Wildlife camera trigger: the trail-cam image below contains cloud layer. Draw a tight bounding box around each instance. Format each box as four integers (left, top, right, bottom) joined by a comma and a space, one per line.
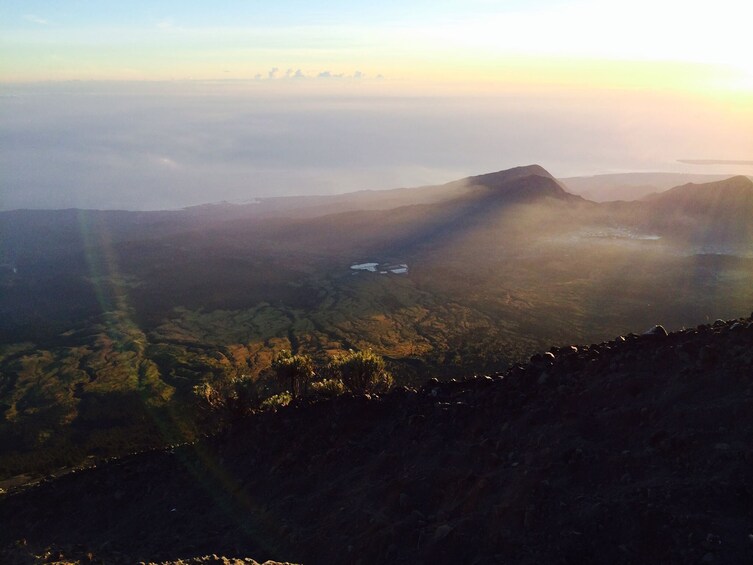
1, 82, 752, 210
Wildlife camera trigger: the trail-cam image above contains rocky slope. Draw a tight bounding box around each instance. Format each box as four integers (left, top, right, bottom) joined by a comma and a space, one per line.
1, 315, 753, 564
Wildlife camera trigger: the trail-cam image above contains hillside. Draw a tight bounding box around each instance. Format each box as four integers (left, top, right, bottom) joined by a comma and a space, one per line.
1, 314, 752, 564
181, 164, 567, 221
559, 173, 745, 202
639, 176, 753, 247
644, 175, 753, 211
2, 165, 753, 485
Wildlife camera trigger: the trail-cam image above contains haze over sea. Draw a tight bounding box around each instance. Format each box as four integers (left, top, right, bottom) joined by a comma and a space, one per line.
1, 0, 752, 210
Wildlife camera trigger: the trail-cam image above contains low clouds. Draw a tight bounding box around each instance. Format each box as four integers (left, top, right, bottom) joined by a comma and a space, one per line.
1, 82, 751, 211
258, 68, 368, 81
317, 71, 365, 80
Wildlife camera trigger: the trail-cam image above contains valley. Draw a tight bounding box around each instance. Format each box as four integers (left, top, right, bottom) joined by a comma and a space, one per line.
1, 166, 753, 481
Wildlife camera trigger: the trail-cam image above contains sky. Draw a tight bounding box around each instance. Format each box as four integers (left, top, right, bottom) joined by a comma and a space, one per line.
3, 0, 753, 88
1, 0, 752, 209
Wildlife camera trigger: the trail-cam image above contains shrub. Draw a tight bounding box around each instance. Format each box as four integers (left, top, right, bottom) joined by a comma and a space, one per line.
330, 349, 393, 394
271, 350, 315, 399
193, 374, 260, 425
260, 391, 293, 411
310, 378, 347, 398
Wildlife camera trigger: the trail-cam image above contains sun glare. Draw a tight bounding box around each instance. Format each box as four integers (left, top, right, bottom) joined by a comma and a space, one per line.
393, 0, 753, 95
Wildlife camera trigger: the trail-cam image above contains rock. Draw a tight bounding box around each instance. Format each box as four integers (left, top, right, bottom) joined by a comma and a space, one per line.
643, 325, 668, 337
433, 524, 453, 543
523, 504, 536, 528
699, 346, 717, 365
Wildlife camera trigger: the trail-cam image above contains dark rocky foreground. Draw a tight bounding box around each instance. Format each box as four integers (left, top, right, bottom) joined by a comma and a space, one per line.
2, 315, 753, 564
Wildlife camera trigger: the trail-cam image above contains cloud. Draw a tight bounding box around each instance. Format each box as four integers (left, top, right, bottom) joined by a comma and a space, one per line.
1, 82, 751, 211
23, 14, 48, 25
318, 71, 345, 79
255, 68, 374, 81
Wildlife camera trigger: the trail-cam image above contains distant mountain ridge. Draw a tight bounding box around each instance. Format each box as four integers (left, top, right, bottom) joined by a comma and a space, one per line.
560, 172, 753, 202
638, 175, 753, 244
644, 175, 753, 205
1, 165, 750, 257
232, 164, 572, 219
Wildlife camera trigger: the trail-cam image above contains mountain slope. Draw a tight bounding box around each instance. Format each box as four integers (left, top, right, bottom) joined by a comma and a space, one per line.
178, 164, 571, 223
640, 176, 753, 245
2, 314, 752, 565
559, 172, 747, 202
645, 175, 753, 213
2, 166, 753, 493
215, 165, 582, 258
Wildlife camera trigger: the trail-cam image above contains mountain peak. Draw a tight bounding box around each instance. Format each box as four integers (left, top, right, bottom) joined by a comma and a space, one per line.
465, 164, 556, 187
456, 164, 578, 203
725, 175, 753, 187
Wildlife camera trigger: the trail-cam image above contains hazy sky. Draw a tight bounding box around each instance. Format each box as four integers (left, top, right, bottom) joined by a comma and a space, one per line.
1, 1, 752, 209
3, 0, 753, 86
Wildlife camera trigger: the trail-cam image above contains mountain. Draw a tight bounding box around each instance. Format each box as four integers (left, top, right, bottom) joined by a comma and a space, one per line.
277, 165, 581, 255
559, 172, 749, 202
2, 315, 752, 564
644, 175, 753, 209
180, 164, 570, 221
462, 167, 576, 202
468, 163, 557, 184
639, 176, 753, 245
2, 165, 753, 491
0, 164, 569, 251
